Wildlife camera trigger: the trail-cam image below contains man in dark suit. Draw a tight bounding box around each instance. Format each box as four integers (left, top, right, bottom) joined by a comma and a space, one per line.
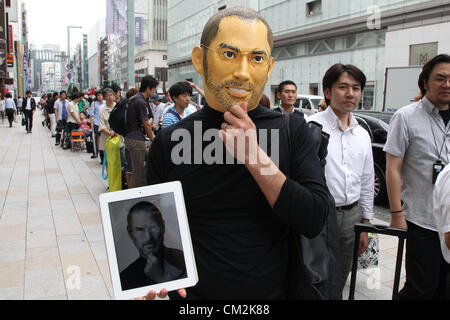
120, 201, 186, 291
273, 80, 300, 115
22, 91, 36, 134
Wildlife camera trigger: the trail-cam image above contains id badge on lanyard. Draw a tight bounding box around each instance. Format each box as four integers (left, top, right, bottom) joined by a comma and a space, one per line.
429, 115, 447, 184
432, 160, 445, 185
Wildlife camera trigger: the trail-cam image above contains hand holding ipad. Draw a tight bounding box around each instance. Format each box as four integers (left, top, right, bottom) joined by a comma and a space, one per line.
99, 181, 198, 300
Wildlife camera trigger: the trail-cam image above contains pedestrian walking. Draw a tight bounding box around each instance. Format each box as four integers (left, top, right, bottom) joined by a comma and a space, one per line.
22, 91, 36, 134
0, 96, 5, 124
4, 93, 17, 128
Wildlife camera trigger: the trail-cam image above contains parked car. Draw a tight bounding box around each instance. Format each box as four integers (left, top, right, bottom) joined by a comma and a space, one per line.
353, 112, 393, 205
190, 91, 205, 109
294, 94, 323, 116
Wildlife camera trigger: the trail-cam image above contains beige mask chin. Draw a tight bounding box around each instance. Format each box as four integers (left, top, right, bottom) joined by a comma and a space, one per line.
192, 17, 274, 113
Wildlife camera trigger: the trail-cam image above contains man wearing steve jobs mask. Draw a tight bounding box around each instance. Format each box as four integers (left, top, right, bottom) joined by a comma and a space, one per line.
120, 201, 186, 291
144, 7, 334, 300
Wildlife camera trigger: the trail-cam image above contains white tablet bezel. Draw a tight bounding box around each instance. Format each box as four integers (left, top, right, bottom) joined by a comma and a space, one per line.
99, 181, 198, 300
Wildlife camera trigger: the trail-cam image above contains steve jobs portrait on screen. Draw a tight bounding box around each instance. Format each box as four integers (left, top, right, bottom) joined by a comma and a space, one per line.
119, 201, 187, 291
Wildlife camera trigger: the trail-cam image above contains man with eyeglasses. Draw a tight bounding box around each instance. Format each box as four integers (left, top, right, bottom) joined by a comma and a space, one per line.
143, 7, 334, 300
385, 54, 450, 299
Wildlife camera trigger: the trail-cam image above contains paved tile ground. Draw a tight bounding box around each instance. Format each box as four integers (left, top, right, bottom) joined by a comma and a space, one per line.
0, 111, 405, 300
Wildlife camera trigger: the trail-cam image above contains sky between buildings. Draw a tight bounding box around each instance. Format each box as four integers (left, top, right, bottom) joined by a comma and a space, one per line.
23, 0, 106, 52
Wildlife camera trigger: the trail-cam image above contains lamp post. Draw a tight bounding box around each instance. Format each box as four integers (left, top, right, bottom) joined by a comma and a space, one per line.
67, 26, 82, 90
127, 0, 135, 89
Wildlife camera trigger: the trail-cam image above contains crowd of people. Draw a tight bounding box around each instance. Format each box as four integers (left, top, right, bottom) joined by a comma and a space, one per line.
35, 77, 202, 191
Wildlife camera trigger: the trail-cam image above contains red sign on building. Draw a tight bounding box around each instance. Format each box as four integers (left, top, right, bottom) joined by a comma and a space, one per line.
8, 25, 13, 54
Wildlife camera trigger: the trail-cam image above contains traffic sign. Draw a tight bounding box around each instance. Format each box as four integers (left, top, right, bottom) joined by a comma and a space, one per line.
67, 73, 72, 80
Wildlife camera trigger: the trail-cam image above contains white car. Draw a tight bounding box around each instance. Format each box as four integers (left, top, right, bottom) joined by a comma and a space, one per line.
294, 94, 323, 116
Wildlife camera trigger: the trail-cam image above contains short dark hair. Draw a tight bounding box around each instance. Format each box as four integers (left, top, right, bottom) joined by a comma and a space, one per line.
322, 64, 366, 105
277, 80, 297, 94
26, 90, 32, 95
201, 7, 273, 76
60, 90, 66, 96
169, 81, 193, 100
126, 201, 164, 233
418, 54, 450, 96
5, 93, 12, 98
53, 92, 59, 98
126, 88, 139, 99
139, 75, 159, 93
69, 92, 78, 101
109, 84, 122, 94
95, 91, 103, 97
102, 88, 114, 96
259, 94, 270, 108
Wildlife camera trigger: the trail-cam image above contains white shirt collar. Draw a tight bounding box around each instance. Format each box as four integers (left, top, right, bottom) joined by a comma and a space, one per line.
323, 106, 359, 134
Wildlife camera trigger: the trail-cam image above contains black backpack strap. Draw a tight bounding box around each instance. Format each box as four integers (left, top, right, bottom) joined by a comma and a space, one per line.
167, 108, 182, 121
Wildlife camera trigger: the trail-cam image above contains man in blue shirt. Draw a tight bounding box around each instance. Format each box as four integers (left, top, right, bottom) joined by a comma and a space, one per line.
89, 91, 105, 159
161, 82, 193, 129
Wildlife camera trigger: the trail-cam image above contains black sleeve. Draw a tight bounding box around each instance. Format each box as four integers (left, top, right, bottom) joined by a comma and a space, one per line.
272, 113, 331, 238
146, 131, 168, 185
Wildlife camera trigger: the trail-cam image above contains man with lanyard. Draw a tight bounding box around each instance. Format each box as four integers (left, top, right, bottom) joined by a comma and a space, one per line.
54, 91, 69, 146
22, 91, 36, 134
385, 54, 450, 299
89, 91, 105, 159
307, 64, 374, 289
273, 80, 299, 115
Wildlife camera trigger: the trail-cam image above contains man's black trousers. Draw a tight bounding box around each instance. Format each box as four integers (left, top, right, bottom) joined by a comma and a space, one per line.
399, 221, 450, 300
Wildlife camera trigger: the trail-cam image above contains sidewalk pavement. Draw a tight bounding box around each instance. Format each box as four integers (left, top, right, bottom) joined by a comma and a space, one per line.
0, 111, 405, 300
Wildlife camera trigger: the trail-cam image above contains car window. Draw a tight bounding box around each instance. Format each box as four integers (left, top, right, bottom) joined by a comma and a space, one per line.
301, 99, 311, 109
310, 99, 322, 109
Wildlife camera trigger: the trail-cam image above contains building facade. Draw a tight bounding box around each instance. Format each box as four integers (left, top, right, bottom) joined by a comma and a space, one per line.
106, 0, 168, 92
29, 45, 65, 94
87, 18, 106, 89
167, 0, 450, 111
0, 0, 29, 98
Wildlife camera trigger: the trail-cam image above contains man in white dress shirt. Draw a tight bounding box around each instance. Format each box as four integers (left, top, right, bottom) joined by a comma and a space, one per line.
307, 64, 374, 288
433, 164, 450, 299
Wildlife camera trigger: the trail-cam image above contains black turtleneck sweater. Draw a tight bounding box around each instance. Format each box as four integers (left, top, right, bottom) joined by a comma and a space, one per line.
146, 105, 331, 300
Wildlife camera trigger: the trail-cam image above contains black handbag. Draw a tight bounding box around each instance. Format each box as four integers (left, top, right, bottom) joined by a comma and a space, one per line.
21, 116, 26, 126
285, 115, 342, 300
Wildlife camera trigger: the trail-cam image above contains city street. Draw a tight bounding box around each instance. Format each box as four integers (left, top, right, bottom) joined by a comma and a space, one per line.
0, 111, 405, 300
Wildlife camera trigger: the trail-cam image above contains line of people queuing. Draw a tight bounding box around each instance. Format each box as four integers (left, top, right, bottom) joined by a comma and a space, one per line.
38, 77, 202, 192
